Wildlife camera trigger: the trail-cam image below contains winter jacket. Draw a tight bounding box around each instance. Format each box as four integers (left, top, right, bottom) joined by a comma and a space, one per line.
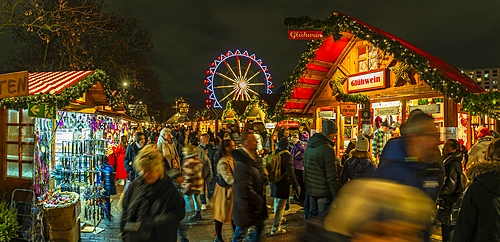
303, 133, 340, 199
232, 148, 267, 227
371, 137, 443, 201
196, 144, 213, 182
101, 163, 116, 196
453, 161, 500, 242
436, 152, 465, 226
254, 133, 263, 152
231, 131, 241, 147
467, 136, 494, 168
121, 174, 185, 242
372, 128, 386, 158
340, 156, 377, 186
124, 143, 142, 181
182, 157, 204, 192
271, 139, 299, 199
213, 156, 234, 223
291, 139, 308, 170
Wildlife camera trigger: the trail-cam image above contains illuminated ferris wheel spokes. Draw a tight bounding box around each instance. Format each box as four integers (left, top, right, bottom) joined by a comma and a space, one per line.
204, 49, 273, 109
213, 57, 266, 102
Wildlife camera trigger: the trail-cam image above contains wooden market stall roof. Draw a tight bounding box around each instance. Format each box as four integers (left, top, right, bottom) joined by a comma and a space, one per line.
280, 12, 485, 115
0, 70, 126, 114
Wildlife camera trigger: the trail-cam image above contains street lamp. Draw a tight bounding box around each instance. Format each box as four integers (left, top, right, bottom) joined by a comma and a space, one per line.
123, 82, 128, 87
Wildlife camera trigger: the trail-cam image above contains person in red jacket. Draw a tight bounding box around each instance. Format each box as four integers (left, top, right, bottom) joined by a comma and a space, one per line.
115, 136, 129, 185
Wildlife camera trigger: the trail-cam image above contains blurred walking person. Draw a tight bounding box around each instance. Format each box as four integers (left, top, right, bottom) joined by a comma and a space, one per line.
197, 134, 213, 210
120, 144, 185, 242
182, 145, 204, 220
213, 140, 236, 242
453, 138, 500, 241
437, 139, 468, 242
232, 133, 267, 242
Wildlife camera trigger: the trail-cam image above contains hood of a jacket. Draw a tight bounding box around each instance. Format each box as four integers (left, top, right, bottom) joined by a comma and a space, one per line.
307, 133, 334, 149
231, 148, 255, 166
279, 137, 289, 150
476, 136, 494, 146
443, 151, 464, 166
467, 161, 500, 195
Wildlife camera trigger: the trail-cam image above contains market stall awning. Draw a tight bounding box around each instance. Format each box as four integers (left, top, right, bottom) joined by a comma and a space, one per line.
28, 71, 94, 95
207, 108, 223, 120
283, 36, 351, 113
280, 13, 485, 115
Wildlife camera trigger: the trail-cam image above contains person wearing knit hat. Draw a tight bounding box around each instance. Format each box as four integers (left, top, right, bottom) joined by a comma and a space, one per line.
467, 127, 495, 169
340, 135, 377, 186
372, 121, 389, 159
303, 119, 340, 219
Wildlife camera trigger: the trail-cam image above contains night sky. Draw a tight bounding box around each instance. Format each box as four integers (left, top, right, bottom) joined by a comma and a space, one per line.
2, 0, 500, 108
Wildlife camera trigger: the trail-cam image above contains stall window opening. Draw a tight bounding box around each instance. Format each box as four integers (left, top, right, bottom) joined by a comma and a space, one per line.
357, 45, 380, 72
6, 109, 35, 179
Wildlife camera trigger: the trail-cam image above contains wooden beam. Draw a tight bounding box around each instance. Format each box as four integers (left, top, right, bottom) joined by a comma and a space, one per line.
295, 83, 319, 89
308, 59, 333, 68
288, 98, 310, 104
302, 37, 359, 114
283, 108, 306, 113
301, 74, 324, 81
303, 69, 328, 76
338, 64, 351, 76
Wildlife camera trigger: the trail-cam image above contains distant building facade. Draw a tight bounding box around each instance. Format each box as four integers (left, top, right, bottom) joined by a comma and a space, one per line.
462, 67, 500, 91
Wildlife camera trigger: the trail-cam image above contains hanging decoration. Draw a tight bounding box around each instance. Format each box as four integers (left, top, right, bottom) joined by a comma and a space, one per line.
389, 63, 412, 86
280, 13, 499, 118
336, 93, 370, 105
329, 76, 347, 95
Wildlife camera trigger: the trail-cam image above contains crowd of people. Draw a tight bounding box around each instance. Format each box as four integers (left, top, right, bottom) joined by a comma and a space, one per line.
112, 111, 500, 242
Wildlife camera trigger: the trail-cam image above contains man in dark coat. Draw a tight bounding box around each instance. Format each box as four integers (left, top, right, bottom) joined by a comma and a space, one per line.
303, 119, 339, 219
124, 132, 146, 181
453, 139, 500, 242
232, 133, 267, 242
270, 137, 299, 236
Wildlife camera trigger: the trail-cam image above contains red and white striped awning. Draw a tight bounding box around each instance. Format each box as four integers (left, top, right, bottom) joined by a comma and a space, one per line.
28, 70, 94, 95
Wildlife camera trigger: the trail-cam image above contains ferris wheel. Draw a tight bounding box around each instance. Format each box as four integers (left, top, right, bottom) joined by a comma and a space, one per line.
204, 49, 274, 108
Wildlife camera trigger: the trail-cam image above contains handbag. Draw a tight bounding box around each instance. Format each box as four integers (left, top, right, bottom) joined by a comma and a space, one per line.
216, 173, 230, 188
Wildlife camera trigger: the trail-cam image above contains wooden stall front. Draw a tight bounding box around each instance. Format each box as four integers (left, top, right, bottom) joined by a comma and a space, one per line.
280, 14, 485, 157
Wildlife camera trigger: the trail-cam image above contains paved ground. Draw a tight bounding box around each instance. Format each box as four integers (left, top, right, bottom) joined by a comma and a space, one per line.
78, 183, 443, 242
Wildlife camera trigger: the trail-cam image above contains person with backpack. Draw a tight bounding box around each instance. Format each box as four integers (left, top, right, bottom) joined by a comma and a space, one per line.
436, 139, 468, 242
268, 137, 299, 236
340, 135, 377, 186
453, 138, 500, 242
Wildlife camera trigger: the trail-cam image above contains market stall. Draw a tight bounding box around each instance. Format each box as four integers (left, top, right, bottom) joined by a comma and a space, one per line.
277, 13, 487, 156
0, 70, 130, 241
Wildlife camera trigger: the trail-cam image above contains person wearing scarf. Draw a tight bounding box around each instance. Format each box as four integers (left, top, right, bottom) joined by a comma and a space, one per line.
158, 128, 181, 171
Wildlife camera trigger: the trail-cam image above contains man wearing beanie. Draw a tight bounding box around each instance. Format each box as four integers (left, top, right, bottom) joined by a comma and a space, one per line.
303, 119, 340, 219
467, 127, 494, 169
340, 135, 377, 185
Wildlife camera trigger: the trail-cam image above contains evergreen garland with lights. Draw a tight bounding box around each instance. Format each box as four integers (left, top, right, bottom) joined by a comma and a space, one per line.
278, 13, 498, 118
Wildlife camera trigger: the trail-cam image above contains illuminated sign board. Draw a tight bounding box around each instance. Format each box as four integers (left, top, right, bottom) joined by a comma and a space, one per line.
347, 69, 388, 93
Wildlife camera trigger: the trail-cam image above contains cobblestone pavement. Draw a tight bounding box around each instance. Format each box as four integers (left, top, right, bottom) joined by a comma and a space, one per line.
78, 184, 443, 242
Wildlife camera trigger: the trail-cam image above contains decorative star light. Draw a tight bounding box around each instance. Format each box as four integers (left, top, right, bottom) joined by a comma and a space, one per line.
329, 76, 347, 95
389, 63, 412, 86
